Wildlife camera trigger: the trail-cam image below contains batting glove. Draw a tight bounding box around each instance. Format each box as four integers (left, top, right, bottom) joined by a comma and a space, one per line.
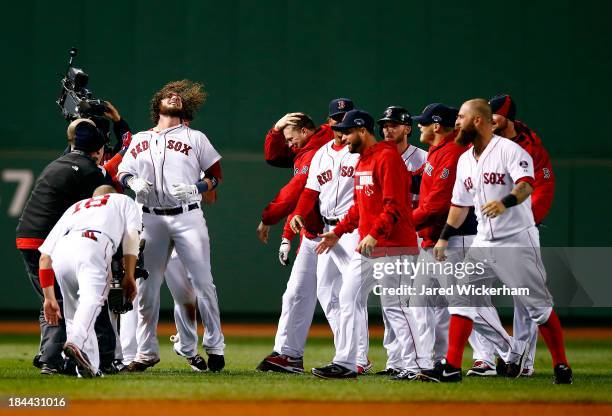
278, 238, 291, 266
171, 183, 198, 202
127, 177, 152, 195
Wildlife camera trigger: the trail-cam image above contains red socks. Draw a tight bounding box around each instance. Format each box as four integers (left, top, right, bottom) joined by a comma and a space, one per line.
446, 314, 474, 368
539, 309, 569, 366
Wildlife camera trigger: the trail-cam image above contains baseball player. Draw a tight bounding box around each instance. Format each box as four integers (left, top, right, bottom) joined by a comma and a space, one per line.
311, 110, 429, 379
117, 80, 225, 372
39, 186, 142, 378
418, 99, 572, 384
467, 94, 556, 377
375, 106, 427, 376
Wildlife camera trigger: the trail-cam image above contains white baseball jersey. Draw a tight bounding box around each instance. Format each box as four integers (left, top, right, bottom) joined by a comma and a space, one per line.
401, 144, 427, 173
305, 140, 360, 219
117, 125, 221, 207
39, 193, 142, 256
452, 135, 535, 240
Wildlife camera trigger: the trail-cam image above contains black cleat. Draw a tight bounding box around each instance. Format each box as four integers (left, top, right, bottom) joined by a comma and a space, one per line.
187, 354, 208, 372
63, 342, 95, 379
375, 368, 402, 376
40, 363, 58, 376
553, 364, 573, 384
506, 340, 530, 379
256, 351, 279, 371
417, 361, 462, 383
496, 357, 507, 376
312, 363, 357, 379
126, 358, 160, 372
391, 369, 419, 381
207, 354, 225, 372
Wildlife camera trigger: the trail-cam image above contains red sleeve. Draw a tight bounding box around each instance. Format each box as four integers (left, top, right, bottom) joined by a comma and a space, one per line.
281, 188, 320, 240
333, 201, 359, 237
530, 145, 555, 224
369, 151, 407, 240
103, 153, 123, 183
412, 151, 459, 229
204, 161, 223, 181
261, 172, 307, 225
264, 127, 294, 168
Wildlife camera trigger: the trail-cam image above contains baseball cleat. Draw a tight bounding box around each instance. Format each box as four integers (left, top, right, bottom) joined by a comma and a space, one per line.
126, 358, 160, 372
506, 340, 531, 378
257, 354, 304, 373
391, 369, 419, 381
496, 357, 507, 376
357, 360, 373, 375
417, 361, 462, 383
207, 354, 225, 372
187, 354, 208, 372
521, 368, 535, 377
63, 342, 95, 379
40, 363, 58, 376
256, 351, 278, 371
466, 360, 497, 377
311, 363, 357, 379
375, 368, 402, 376
100, 359, 127, 374
553, 364, 573, 384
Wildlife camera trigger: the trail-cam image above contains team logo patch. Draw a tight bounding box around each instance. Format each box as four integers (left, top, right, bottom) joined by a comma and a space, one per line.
519, 160, 529, 168
301, 166, 309, 174
440, 167, 450, 179
543, 167, 551, 179
354, 118, 364, 126
294, 168, 299, 175
337, 100, 346, 110
385, 108, 393, 118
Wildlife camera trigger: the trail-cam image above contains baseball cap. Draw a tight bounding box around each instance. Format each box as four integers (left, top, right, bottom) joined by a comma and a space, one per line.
489, 94, 516, 121
412, 103, 458, 127
377, 106, 412, 126
331, 109, 375, 133
73, 122, 106, 153
329, 98, 354, 119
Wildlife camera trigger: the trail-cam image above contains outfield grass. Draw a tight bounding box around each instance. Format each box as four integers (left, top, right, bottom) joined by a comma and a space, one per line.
0, 334, 610, 402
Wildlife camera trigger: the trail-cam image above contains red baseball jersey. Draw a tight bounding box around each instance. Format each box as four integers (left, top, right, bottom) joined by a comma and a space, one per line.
261, 124, 333, 239
511, 120, 555, 224
333, 141, 418, 254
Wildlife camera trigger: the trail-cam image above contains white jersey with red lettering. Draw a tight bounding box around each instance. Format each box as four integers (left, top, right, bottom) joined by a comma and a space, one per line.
117, 125, 221, 207
452, 135, 535, 240
39, 193, 142, 256
305, 140, 360, 219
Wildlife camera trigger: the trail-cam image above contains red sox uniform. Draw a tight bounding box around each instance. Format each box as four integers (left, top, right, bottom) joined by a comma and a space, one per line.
469, 121, 556, 373
117, 124, 225, 365
449, 135, 552, 361
381, 144, 427, 371
324, 140, 428, 373
282, 140, 368, 367
39, 193, 142, 374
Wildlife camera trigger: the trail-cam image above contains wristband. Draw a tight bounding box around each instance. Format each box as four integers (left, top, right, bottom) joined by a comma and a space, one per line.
39, 268, 55, 289
501, 194, 518, 208
439, 223, 459, 241
120, 174, 134, 189
195, 176, 219, 193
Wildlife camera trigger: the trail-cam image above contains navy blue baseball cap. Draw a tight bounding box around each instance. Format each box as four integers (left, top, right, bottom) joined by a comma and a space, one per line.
73, 122, 105, 152
412, 103, 458, 127
331, 109, 375, 133
489, 94, 516, 121
328, 98, 354, 119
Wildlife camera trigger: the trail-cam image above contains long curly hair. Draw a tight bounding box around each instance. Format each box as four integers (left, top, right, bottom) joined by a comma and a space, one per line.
150, 79, 207, 124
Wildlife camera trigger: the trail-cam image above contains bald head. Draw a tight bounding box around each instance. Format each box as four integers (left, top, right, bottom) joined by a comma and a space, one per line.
93, 185, 116, 197
464, 98, 493, 121
455, 98, 495, 146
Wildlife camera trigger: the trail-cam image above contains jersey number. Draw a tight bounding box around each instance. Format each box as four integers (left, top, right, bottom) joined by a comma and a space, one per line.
340, 166, 355, 177
73, 194, 110, 214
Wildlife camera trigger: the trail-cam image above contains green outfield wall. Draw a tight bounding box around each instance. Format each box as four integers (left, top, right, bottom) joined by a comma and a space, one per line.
1, 0, 611, 318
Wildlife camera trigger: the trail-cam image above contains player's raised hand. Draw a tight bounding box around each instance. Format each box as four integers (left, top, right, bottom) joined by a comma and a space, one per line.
315, 231, 340, 254
481, 200, 506, 218
357, 235, 377, 257
290, 215, 305, 234
43, 298, 62, 326
171, 183, 198, 202
128, 177, 153, 195
274, 112, 304, 131
257, 221, 270, 244
278, 238, 291, 266
122, 276, 137, 302
433, 239, 449, 261
103, 101, 121, 122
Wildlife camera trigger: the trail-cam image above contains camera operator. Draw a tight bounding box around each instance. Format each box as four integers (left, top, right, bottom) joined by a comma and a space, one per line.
15, 119, 130, 376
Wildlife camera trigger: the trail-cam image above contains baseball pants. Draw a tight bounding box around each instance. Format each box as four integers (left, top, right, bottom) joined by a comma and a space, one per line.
52, 232, 114, 374
333, 252, 431, 373
135, 208, 224, 363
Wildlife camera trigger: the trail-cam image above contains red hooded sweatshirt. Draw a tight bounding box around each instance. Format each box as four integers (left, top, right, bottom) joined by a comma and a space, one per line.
261, 124, 333, 239
333, 141, 418, 255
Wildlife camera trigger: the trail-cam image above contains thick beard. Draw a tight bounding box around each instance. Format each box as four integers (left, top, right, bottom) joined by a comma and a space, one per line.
455, 124, 478, 146
159, 103, 184, 119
